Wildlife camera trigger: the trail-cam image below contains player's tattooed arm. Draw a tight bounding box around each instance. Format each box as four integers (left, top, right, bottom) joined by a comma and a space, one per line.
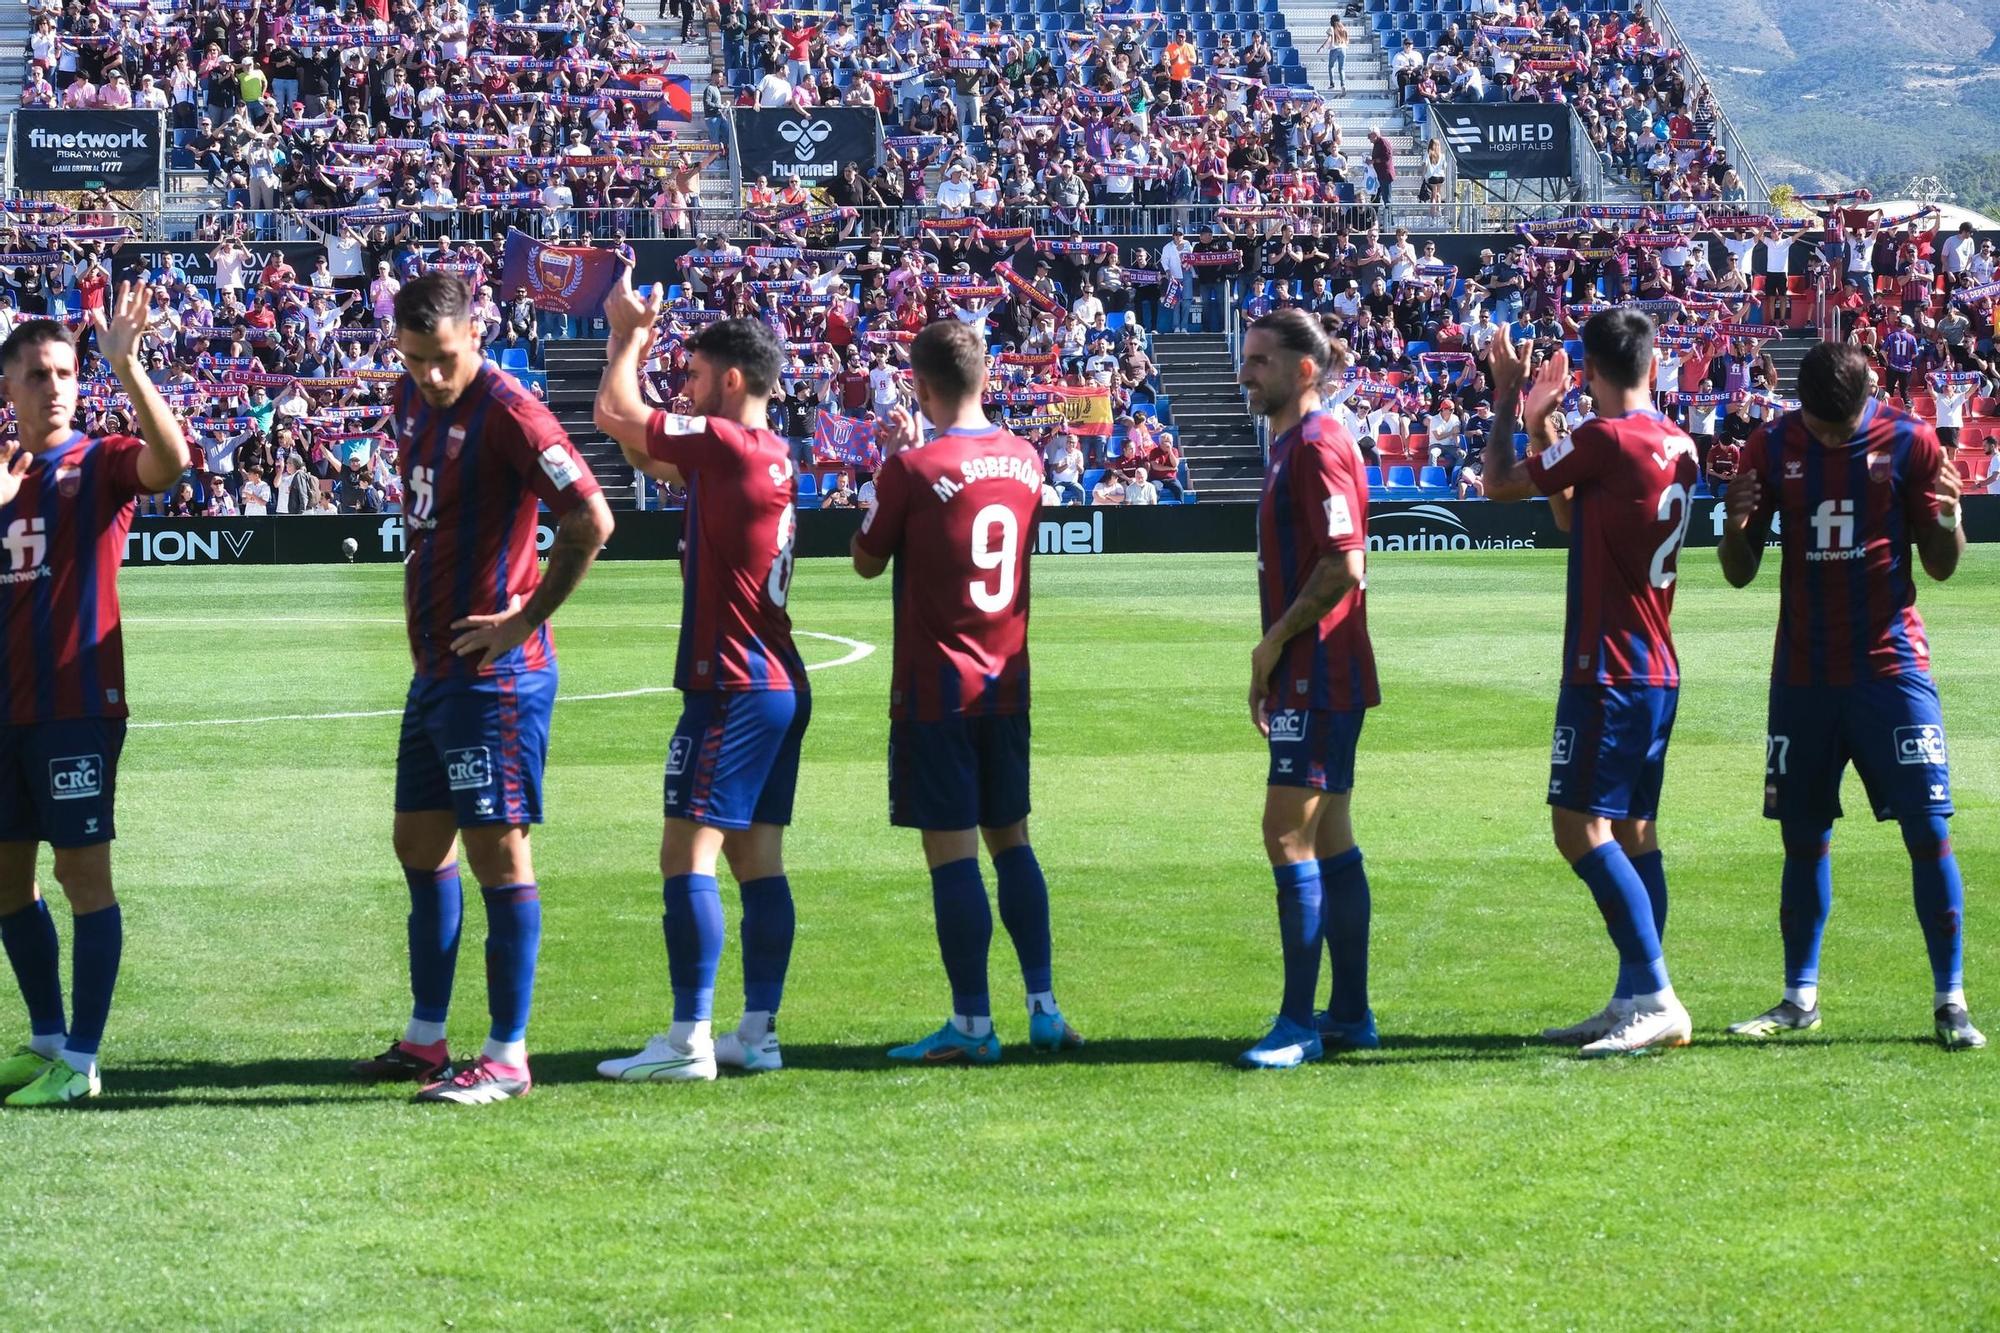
1915, 453, 1966, 582
1249, 549, 1363, 736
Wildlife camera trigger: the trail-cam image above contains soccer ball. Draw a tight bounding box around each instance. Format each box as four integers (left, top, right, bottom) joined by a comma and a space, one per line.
341, 537, 359, 562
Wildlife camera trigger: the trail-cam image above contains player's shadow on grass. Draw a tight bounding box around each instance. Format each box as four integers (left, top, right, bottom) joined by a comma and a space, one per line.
79, 1057, 387, 1109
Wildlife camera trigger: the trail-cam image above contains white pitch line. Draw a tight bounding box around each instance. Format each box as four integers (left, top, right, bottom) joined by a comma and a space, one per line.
127, 630, 874, 730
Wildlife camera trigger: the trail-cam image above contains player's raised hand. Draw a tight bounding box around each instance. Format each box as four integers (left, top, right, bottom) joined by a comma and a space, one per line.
602, 272, 663, 343
98, 279, 152, 369
1722, 468, 1762, 535
1487, 323, 1528, 397
450, 592, 532, 672
1522, 348, 1570, 435
878, 405, 920, 457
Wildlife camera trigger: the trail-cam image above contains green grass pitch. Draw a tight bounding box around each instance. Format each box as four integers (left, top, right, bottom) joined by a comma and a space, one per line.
2, 549, 1996, 1329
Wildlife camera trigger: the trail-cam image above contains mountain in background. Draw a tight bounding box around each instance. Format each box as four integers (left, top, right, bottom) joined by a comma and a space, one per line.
1664, 0, 2000, 214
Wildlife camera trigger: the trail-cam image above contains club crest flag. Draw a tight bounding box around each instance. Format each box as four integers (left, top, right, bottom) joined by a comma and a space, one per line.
501, 228, 622, 317
812, 410, 880, 467
1054, 385, 1112, 437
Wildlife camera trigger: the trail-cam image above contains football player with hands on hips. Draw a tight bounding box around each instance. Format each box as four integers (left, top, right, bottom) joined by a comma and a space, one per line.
1717, 342, 1981, 1050
1482, 314, 1698, 1059
1236, 308, 1380, 1071
0, 283, 189, 1107
592, 275, 814, 1083
849, 320, 1084, 1065
352, 273, 614, 1106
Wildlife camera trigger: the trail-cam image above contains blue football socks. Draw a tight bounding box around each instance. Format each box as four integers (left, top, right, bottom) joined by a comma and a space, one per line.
1902, 815, 1965, 1000
1318, 848, 1370, 1024
66, 904, 123, 1060
930, 857, 993, 1019
404, 863, 464, 1026
0, 898, 65, 1043
481, 884, 542, 1045
662, 873, 724, 1024
1274, 860, 1325, 1027
737, 874, 795, 1015
1572, 842, 1670, 997
1779, 823, 1834, 991
993, 844, 1054, 995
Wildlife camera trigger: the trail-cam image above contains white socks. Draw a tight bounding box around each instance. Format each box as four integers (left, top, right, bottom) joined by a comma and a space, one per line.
482, 1037, 527, 1069
1938, 989, 1967, 1011
404, 1018, 447, 1047
59, 1048, 95, 1076
738, 1011, 774, 1043
1026, 991, 1057, 1017
1784, 986, 1819, 1011
668, 1020, 712, 1049
951, 1014, 994, 1038
1632, 985, 1681, 1014
29, 1033, 63, 1060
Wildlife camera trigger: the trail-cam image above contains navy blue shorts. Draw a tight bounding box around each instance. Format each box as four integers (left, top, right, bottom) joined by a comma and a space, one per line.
889, 713, 1031, 831
0, 718, 125, 847
1266, 708, 1365, 793
395, 668, 556, 827
664, 688, 811, 830
1548, 684, 1679, 821
1765, 675, 1953, 824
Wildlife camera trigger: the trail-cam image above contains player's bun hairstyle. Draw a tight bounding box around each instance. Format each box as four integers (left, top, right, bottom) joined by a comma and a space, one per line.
1796, 343, 1873, 425
1579, 307, 1654, 390
686, 317, 784, 398
0, 319, 77, 372
909, 319, 989, 402
393, 271, 473, 334
1252, 307, 1353, 386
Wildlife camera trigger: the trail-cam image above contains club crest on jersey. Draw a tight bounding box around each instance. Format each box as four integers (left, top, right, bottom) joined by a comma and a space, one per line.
1868, 451, 1892, 483
445, 746, 493, 792
1268, 710, 1306, 742
1894, 724, 1948, 767
446, 424, 467, 460
54, 463, 81, 498
48, 754, 101, 802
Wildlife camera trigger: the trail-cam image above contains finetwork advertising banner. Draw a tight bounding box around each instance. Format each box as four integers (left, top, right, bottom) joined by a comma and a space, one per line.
15, 110, 165, 190
734, 108, 882, 182
1435, 104, 1572, 180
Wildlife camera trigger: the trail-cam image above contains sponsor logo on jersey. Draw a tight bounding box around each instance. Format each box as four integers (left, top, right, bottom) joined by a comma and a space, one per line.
538, 444, 582, 489
49, 754, 102, 802
667, 736, 693, 777
1894, 724, 1948, 767
1930, 782, 1950, 802
1268, 710, 1305, 742
445, 746, 494, 791
1784, 460, 1804, 480
1550, 726, 1576, 765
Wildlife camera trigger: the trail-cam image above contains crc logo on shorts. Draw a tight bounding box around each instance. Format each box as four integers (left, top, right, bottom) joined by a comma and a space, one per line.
1894, 725, 1948, 767
1551, 726, 1576, 766
48, 754, 102, 802
667, 736, 693, 777
1267, 710, 1306, 742
445, 746, 494, 792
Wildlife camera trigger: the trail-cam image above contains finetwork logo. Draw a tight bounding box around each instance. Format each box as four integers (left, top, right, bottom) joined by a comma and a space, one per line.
27, 126, 152, 151
1366, 504, 1536, 552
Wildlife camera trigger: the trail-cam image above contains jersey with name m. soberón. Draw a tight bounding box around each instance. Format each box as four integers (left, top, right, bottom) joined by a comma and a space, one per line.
0, 432, 148, 724
1745, 399, 1943, 685
1524, 409, 1700, 687
395, 365, 600, 679
646, 411, 806, 693
853, 425, 1042, 722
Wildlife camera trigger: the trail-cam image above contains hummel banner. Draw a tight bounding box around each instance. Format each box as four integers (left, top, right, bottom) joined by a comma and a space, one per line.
1436, 105, 1571, 180
14, 110, 165, 191
734, 108, 882, 182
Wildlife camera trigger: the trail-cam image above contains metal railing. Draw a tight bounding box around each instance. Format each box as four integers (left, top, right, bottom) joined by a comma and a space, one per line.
1644, 0, 1772, 205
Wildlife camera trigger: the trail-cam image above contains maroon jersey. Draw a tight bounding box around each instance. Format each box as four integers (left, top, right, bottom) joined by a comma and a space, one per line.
0, 433, 148, 724
395, 366, 600, 680
645, 411, 806, 693
853, 424, 1041, 721
1256, 410, 1379, 712
1525, 410, 1700, 687
1745, 400, 1942, 685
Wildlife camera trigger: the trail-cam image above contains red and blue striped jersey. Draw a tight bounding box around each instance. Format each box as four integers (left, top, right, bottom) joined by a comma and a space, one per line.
645, 411, 806, 693
1745, 400, 1942, 685
1257, 410, 1379, 712
853, 425, 1041, 722
1525, 410, 1699, 687
0, 433, 149, 724
395, 366, 601, 680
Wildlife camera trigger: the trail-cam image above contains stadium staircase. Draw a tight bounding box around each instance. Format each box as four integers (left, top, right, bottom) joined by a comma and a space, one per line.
542, 338, 642, 507
0, 8, 28, 111
1286, 1, 1422, 182
1765, 333, 1812, 395
1152, 333, 1262, 501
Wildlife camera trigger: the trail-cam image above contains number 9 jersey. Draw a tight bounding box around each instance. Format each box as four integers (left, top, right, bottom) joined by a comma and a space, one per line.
853, 424, 1041, 723
1525, 411, 1701, 688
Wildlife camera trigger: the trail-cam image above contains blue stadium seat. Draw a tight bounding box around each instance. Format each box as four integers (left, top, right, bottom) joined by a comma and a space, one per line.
1405, 341, 1432, 357
1082, 468, 1106, 496
1385, 466, 1419, 494
498, 347, 529, 371
1419, 465, 1452, 496
796, 473, 820, 509
1365, 465, 1383, 489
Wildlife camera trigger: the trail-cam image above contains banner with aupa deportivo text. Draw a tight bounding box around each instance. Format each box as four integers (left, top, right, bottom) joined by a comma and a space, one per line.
734, 108, 882, 183
1435, 104, 1571, 180
14, 110, 165, 191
